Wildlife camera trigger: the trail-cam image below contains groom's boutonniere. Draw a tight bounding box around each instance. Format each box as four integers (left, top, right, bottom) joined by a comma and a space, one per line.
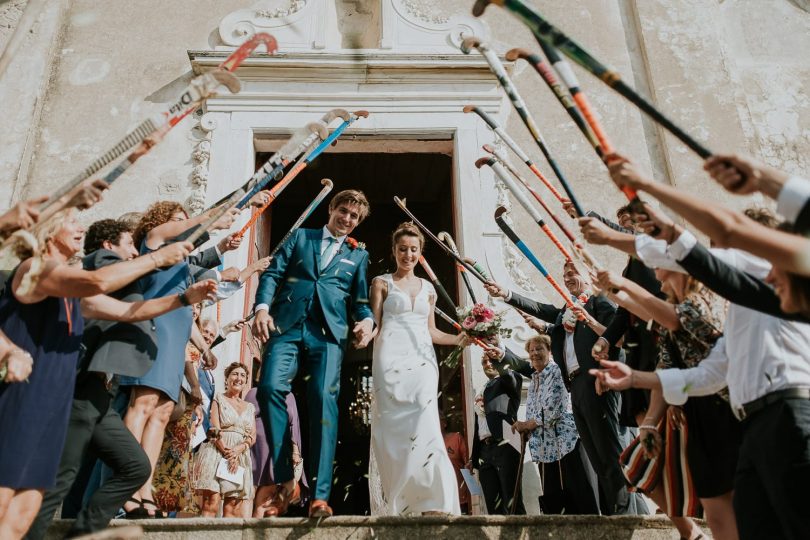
346, 237, 365, 250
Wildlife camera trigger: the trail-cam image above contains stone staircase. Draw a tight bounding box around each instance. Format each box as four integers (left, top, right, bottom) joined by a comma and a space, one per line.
45, 515, 705, 539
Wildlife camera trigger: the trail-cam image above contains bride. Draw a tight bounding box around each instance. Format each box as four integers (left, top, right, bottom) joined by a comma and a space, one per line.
367, 222, 468, 516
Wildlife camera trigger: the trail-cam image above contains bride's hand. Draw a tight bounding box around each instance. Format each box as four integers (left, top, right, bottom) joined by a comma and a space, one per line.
455, 333, 470, 347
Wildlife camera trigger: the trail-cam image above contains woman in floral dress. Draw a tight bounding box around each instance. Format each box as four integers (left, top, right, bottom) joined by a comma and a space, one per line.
512, 335, 598, 514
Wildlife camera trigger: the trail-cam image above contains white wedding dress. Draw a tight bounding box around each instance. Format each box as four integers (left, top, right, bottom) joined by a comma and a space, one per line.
368, 274, 460, 516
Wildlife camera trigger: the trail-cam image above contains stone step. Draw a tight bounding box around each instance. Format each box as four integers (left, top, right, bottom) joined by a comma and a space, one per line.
46, 515, 707, 540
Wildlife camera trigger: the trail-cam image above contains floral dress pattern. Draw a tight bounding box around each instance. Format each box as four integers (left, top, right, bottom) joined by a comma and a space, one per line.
525, 362, 579, 463
152, 344, 199, 513
656, 290, 727, 401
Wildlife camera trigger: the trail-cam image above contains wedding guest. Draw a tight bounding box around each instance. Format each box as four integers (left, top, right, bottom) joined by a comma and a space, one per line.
118, 201, 237, 517
0, 209, 190, 538
596, 268, 740, 540
193, 363, 256, 518
510, 335, 598, 515
26, 218, 216, 538
485, 262, 646, 516
246, 385, 305, 518
469, 340, 525, 515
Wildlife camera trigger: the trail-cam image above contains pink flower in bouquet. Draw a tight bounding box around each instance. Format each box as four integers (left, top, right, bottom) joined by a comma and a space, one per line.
482, 308, 495, 321
462, 316, 477, 330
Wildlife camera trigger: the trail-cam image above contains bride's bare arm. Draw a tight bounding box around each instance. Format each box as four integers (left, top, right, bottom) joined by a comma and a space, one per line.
427, 295, 464, 346
369, 277, 387, 340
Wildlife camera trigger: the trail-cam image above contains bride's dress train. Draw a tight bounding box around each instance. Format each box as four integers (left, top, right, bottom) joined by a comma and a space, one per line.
368, 274, 460, 516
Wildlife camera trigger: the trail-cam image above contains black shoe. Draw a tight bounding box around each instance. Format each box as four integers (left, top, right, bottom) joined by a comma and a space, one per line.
123, 498, 149, 519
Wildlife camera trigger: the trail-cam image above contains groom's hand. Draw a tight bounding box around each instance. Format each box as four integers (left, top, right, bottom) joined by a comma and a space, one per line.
254, 310, 276, 343
352, 319, 374, 349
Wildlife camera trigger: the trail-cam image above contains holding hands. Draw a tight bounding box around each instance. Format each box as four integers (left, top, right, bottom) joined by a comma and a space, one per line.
352, 318, 374, 349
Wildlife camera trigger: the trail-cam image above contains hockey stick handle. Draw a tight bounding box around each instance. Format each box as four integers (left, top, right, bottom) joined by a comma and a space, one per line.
267, 179, 334, 258
437, 232, 477, 303
234, 111, 369, 237
473, 0, 712, 160
494, 207, 576, 310
394, 196, 488, 284
462, 36, 585, 217
38, 117, 159, 212
506, 47, 603, 157
418, 256, 459, 314
480, 158, 573, 262
484, 144, 575, 242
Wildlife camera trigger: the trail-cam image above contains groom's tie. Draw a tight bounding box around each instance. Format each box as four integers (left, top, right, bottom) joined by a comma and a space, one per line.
321, 236, 336, 271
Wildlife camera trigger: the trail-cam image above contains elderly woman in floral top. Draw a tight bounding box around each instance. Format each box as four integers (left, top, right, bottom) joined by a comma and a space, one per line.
512, 335, 598, 515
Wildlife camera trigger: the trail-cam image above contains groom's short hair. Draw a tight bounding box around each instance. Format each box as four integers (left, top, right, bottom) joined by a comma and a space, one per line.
329, 189, 371, 222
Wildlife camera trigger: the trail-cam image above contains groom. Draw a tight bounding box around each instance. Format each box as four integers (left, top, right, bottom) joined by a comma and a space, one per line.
253, 189, 374, 518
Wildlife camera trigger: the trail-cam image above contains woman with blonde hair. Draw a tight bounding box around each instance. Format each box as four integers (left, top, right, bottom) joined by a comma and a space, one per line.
0, 208, 191, 538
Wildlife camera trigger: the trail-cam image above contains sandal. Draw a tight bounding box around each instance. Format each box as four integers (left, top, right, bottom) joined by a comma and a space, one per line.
123, 497, 149, 519
141, 499, 166, 519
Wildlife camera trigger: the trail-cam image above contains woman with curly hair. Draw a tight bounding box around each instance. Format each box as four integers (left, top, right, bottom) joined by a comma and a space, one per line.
119, 200, 238, 517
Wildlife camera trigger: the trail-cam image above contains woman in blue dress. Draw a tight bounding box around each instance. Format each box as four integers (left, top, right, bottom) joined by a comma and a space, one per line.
0, 209, 190, 538
118, 201, 238, 517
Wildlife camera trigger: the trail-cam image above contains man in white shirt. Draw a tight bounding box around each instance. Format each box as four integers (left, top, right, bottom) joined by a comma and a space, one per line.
584, 206, 810, 540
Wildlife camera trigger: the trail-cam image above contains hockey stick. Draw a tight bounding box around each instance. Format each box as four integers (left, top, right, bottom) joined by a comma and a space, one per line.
437, 232, 477, 303
460, 36, 585, 217
185, 121, 328, 246
267, 178, 334, 259
236, 109, 349, 208
418, 255, 458, 314
505, 47, 603, 158
394, 196, 488, 284
494, 206, 577, 310
233, 110, 369, 239
471, 1, 712, 161
39, 34, 277, 214
463, 105, 565, 205
481, 145, 603, 271
477, 157, 573, 263
482, 143, 573, 242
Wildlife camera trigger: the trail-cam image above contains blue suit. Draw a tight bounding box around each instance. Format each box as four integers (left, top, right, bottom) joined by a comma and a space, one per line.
254, 227, 372, 501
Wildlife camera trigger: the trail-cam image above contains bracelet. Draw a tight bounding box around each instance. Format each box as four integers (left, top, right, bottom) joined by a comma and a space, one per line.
148, 252, 159, 269
178, 291, 190, 306
639, 424, 658, 431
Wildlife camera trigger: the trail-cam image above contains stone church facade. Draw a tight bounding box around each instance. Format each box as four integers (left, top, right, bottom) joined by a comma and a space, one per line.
1, 0, 808, 514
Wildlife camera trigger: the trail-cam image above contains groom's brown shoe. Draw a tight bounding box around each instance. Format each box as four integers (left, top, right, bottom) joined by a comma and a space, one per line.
309, 499, 333, 518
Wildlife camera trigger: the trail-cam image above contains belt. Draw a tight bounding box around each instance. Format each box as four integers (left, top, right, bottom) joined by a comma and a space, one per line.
567, 368, 581, 383
734, 387, 810, 421
481, 437, 501, 446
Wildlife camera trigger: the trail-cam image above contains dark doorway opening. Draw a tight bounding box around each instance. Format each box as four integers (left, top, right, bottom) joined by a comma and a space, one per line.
252, 149, 467, 515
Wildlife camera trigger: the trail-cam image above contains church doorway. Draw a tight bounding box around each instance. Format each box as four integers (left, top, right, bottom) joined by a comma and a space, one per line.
250, 142, 468, 515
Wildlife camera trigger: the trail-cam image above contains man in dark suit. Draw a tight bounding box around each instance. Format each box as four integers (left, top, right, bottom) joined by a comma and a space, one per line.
470, 341, 526, 515
26, 219, 216, 539
485, 261, 644, 516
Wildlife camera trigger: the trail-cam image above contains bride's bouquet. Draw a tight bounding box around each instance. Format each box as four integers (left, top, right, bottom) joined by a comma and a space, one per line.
442, 303, 512, 369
